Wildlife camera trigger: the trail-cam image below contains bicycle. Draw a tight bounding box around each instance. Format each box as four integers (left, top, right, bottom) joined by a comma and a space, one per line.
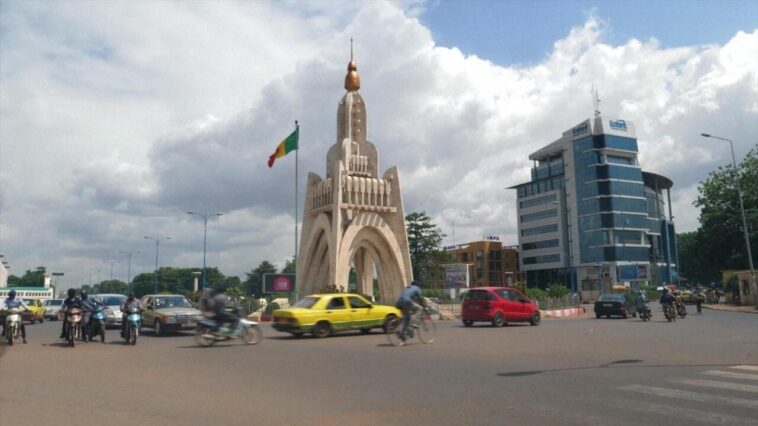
386, 307, 436, 346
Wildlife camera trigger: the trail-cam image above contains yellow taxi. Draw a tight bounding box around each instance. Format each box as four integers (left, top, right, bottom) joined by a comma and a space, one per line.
272, 293, 401, 338
21, 299, 45, 323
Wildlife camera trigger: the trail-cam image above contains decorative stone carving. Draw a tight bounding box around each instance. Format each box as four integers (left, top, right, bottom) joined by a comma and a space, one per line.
297, 56, 413, 303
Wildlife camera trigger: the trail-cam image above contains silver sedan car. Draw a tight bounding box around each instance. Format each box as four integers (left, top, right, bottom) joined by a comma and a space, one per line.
93, 294, 127, 328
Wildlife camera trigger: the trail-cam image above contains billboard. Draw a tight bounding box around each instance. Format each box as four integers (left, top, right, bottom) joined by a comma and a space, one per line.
263, 274, 296, 294
443, 264, 469, 289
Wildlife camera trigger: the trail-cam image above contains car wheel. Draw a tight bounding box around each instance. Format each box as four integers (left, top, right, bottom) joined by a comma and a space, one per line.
622, 312, 628, 319
492, 312, 506, 327
154, 320, 162, 336
606, 314, 610, 319
463, 320, 474, 327
312, 321, 331, 338
530, 311, 541, 326
595, 313, 601, 319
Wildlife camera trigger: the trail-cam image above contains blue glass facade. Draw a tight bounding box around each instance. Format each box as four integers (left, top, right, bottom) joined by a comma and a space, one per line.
574, 134, 649, 264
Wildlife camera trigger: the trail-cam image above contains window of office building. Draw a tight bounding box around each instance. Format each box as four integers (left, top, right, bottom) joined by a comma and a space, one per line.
520, 194, 557, 209
522, 239, 560, 251
593, 164, 643, 181
488, 250, 502, 283
476, 250, 484, 279
593, 135, 638, 152
613, 230, 643, 244
606, 155, 635, 165
521, 224, 559, 236
523, 254, 561, 265
520, 209, 557, 223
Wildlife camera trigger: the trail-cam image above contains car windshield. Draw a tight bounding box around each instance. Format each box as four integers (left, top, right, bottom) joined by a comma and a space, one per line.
599, 294, 624, 301
293, 297, 319, 309
154, 296, 193, 309
47, 300, 63, 306
98, 296, 126, 306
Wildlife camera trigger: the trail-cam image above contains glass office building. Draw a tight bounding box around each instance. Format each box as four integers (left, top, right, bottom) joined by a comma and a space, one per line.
510, 117, 678, 297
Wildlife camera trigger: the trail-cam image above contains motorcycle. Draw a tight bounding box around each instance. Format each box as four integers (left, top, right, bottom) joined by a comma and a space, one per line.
637, 304, 652, 321
662, 303, 677, 322
3, 308, 23, 345
194, 313, 262, 347
90, 304, 107, 343
675, 301, 687, 319
65, 307, 83, 347
122, 307, 141, 345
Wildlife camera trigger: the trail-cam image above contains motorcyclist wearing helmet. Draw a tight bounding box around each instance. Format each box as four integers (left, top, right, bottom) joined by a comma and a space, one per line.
60, 288, 81, 339
119, 293, 141, 338
1, 289, 29, 343
395, 281, 427, 345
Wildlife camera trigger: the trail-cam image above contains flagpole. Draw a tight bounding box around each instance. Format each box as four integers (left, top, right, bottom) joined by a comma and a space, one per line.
294, 121, 299, 290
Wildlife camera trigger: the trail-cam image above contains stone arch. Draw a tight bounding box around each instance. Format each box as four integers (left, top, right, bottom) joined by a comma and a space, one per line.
299, 213, 334, 296
336, 212, 409, 303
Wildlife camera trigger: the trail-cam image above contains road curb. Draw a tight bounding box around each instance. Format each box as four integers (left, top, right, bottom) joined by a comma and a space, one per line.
541, 307, 586, 319
701, 305, 758, 314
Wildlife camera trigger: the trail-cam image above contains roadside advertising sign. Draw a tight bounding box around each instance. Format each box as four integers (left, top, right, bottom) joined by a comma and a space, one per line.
443, 264, 469, 289
263, 273, 296, 294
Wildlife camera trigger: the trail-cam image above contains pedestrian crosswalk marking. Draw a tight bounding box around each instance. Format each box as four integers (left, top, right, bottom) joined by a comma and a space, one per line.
704, 370, 758, 381
731, 365, 758, 372
606, 399, 757, 426
674, 378, 758, 393
619, 384, 758, 409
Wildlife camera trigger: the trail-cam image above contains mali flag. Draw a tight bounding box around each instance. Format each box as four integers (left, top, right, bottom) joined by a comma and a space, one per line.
268, 127, 299, 168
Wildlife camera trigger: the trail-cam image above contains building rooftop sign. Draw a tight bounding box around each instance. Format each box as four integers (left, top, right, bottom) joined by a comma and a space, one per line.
609, 119, 627, 131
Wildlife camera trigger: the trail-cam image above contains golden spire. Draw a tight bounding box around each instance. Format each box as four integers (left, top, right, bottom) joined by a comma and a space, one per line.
344, 38, 360, 92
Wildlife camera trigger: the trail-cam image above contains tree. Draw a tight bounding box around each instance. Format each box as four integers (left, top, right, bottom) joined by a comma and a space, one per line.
244, 261, 277, 297
282, 256, 296, 274
93, 279, 128, 295
692, 146, 757, 285
405, 212, 448, 287
9, 266, 47, 287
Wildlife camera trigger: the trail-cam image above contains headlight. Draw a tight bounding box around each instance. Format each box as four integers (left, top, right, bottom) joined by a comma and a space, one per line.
162, 315, 177, 323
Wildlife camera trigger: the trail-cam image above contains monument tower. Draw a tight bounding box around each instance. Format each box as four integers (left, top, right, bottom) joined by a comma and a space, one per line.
297, 53, 413, 302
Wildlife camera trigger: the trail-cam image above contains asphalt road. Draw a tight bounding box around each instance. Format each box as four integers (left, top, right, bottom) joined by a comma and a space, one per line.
1, 307, 756, 426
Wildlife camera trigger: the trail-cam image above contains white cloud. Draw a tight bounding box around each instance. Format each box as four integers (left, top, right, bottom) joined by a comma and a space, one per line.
0, 1, 755, 287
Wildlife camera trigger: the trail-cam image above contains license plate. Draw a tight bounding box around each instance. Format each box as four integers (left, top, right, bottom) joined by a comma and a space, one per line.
603, 303, 613, 307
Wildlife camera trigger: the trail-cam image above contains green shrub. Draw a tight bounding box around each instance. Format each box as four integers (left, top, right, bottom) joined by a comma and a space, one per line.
546, 284, 570, 298
526, 288, 547, 301
264, 301, 281, 315
423, 289, 452, 302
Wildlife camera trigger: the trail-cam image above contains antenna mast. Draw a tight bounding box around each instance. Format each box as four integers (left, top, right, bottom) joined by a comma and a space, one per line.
592, 85, 601, 117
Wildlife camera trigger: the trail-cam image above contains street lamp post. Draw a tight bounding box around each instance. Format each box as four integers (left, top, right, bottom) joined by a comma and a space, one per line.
119, 250, 140, 294
187, 211, 224, 291
144, 236, 171, 294
701, 133, 756, 307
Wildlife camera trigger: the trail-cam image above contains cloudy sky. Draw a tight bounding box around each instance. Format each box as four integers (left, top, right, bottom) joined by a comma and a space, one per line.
1, 0, 756, 288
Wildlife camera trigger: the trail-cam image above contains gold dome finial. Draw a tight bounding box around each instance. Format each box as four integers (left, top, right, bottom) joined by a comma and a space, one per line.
345, 38, 360, 92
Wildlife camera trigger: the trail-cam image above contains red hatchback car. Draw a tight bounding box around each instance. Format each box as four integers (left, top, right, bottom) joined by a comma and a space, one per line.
461, 287, 541, 327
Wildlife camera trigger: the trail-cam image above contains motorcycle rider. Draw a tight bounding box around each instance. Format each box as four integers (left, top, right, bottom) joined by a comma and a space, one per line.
119, 293, 141, 338
1, 289, 29, 343
208, 288, 238, 332
60, 288, 81, 339
634, 290, 649, 316
693, 286, 705, 314
673, 290, 687, 316
79, 290, 96, 341
395, 281, 427, 346
659, 287, 676, 318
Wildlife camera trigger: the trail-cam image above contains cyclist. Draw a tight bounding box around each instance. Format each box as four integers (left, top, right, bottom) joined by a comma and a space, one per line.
395, 281, 426, 345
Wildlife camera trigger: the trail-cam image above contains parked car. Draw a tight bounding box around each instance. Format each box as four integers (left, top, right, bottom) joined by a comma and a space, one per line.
140, 294, 202, 336
44, 299, 64, 320
594, 293, 634, 319
21, 299, 45, 323
93, 294, 127, 328
272, 293, 401, 338
461, 287, 541, 327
